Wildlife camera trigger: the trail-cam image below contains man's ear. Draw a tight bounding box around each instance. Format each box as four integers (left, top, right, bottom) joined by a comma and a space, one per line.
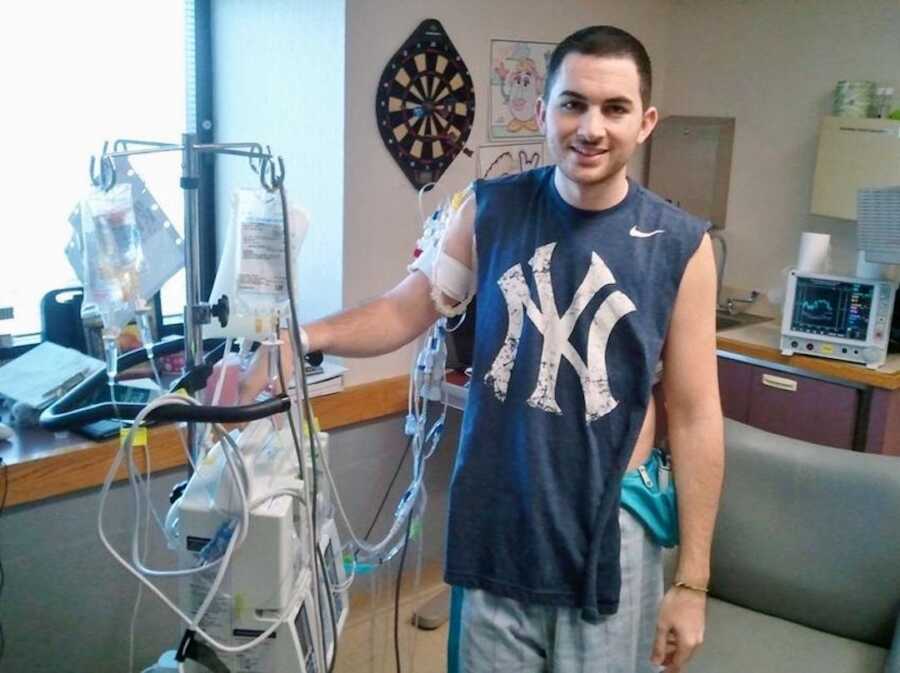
536, 97, 548, 135
637, 105, 659, 144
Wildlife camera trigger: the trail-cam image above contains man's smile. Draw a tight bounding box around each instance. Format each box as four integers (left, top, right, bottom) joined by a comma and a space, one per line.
571, 145, 609, 159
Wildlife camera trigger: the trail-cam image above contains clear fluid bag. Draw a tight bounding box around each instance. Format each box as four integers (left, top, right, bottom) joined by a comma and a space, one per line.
80, 183, 144, 335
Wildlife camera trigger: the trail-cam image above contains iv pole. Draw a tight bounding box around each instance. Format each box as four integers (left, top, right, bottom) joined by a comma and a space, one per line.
90, 135, 331, 673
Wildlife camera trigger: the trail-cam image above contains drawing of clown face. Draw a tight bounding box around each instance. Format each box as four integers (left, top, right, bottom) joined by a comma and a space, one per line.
496, 57, 543, 133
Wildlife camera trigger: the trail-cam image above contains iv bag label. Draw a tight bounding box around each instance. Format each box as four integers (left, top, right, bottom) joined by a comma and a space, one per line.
237, 190, 287, 301
239, 217, 285, 293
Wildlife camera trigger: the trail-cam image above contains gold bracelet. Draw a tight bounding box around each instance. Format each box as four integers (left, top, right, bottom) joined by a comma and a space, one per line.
674, 580, 709, 593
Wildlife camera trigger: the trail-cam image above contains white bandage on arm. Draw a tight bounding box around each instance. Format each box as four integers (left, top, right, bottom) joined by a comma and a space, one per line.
409, 237, 477, 317
408, 186, 478, 317
434, 251, 473, 302
428, 247, 475, 317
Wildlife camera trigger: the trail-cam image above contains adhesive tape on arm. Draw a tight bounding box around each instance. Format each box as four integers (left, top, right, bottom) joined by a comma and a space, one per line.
408, 242, 437, 277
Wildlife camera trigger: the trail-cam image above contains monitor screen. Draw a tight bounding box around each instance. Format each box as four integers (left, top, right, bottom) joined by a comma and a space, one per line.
790, 276, 874, 341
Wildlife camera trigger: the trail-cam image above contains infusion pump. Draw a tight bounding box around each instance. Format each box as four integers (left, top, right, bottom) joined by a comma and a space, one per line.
173, 421, 348, 673
780, 269, 898, 369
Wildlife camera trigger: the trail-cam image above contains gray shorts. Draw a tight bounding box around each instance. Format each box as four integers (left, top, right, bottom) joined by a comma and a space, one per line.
447, 509, 664, 673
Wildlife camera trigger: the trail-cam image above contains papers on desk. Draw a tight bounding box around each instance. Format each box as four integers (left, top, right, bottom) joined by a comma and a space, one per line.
0, 342, 105, 410
294, 359, 346, 398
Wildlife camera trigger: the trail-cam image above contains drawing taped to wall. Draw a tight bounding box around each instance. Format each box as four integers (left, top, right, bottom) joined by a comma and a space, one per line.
489, 39, 555, 141
477, 143, 544, 179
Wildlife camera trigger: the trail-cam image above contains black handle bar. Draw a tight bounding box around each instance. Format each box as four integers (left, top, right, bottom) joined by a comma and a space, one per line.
39, 337, 294, 431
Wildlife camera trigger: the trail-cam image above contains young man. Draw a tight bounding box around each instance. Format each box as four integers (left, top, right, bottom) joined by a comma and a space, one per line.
243, 25, 723, 673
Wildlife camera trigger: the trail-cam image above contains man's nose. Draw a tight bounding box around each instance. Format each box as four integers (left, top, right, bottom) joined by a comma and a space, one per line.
578, 106, 606, 142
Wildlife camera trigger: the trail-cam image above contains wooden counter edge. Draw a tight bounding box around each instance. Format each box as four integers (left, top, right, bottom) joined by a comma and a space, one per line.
5, 375, 410, 509
716, 335, 900, 390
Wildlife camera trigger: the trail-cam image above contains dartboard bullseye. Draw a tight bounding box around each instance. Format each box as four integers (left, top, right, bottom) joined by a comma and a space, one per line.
375, 19, 475, 190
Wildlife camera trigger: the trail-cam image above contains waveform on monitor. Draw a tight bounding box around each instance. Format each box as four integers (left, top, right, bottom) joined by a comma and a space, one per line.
799, 298, 834, 323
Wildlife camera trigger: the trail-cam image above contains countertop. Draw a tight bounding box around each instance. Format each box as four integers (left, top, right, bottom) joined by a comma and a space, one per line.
5, 321, 899, 508
716, 320, 900, 390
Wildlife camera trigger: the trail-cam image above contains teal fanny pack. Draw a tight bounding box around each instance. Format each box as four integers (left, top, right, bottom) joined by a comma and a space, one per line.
620, 448, 679, 548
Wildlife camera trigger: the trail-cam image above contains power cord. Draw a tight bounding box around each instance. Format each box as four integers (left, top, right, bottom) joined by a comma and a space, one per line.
278, 181, 340, 673
394, 508, 414, 673
364, 437, 413, 541
370, 435, 417, 673
276, 342, 340, 673
362, 435, 414, 673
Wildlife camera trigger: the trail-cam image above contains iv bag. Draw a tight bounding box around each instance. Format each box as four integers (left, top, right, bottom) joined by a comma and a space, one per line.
205, 189, 309, 340
66, 156, 184, 303
80, 183, 143, 334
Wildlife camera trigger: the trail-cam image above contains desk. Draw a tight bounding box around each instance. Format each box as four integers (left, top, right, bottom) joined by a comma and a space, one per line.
0, 375, 411, 508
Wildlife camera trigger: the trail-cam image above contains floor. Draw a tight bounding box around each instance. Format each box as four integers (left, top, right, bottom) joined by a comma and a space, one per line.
332, 562, 450, 673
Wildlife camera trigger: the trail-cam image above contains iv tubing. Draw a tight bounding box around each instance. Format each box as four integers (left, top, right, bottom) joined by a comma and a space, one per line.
98, 393, 310, 654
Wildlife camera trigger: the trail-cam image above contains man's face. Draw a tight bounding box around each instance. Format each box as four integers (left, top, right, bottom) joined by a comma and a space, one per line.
537, 54, 657, 192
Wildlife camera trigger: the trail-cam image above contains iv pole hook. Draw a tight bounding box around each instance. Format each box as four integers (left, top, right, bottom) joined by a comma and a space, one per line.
89, 142, 117, 191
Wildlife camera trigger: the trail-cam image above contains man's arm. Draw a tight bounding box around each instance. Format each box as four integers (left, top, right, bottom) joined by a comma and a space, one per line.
651, 233, 725, 673
305, 270, 440, 357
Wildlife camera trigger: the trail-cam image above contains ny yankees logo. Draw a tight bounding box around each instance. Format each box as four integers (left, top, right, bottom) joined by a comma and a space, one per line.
485, 242, 636, 422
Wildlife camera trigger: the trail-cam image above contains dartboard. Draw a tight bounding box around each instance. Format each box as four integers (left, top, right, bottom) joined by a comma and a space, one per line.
376, 19, 475, 190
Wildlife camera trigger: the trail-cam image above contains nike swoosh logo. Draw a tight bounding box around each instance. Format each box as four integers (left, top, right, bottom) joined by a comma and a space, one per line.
629, 225, 665, 238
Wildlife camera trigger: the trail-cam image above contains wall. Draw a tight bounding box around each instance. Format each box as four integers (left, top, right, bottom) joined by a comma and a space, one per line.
343, 0, 674, 384
0, 413, 460, 673
661, 0, 900, 301
211, 0, 346, 326
2, 5, 676, 670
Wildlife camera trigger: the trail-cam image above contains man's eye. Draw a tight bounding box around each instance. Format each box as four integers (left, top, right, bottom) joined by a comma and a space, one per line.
607, 105, 628, 115
561, 100, 582, 111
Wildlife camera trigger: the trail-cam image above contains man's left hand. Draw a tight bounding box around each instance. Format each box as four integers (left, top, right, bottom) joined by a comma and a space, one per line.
650, 586, 707, 672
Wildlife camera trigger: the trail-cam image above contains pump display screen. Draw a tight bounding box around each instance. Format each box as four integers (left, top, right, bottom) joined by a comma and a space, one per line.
790, 276, 874, 341
295, 604, 318, 673
324, 543, 344, 616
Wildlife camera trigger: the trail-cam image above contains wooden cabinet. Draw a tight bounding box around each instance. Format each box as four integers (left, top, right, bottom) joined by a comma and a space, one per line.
717, 357, 753, 424
717, 356, 860, 450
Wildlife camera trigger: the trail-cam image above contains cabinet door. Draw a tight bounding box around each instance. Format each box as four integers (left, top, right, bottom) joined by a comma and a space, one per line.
746, 366, 858, 450
717, 357, 752, 423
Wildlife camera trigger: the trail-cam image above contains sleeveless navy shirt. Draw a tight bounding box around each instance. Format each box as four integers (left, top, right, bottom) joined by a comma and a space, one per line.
444, 166, 709, 621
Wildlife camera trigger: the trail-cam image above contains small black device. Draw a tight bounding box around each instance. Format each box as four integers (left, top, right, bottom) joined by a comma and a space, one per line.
445, 298, 477, 372
891, 293, 900, 353
72, 383, 155, 440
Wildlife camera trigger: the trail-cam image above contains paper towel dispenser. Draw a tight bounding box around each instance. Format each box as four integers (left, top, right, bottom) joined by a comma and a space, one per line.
646, 116, 735, 229
810, 116, 900, 220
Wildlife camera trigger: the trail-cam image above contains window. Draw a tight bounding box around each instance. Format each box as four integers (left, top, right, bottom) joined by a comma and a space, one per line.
0, 2, 199, 351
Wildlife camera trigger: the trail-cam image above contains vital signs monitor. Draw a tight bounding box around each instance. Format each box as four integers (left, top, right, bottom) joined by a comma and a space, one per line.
780, 269, 897, 369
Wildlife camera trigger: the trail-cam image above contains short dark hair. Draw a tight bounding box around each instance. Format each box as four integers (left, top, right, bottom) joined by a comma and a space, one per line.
544, 26, 652, 109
